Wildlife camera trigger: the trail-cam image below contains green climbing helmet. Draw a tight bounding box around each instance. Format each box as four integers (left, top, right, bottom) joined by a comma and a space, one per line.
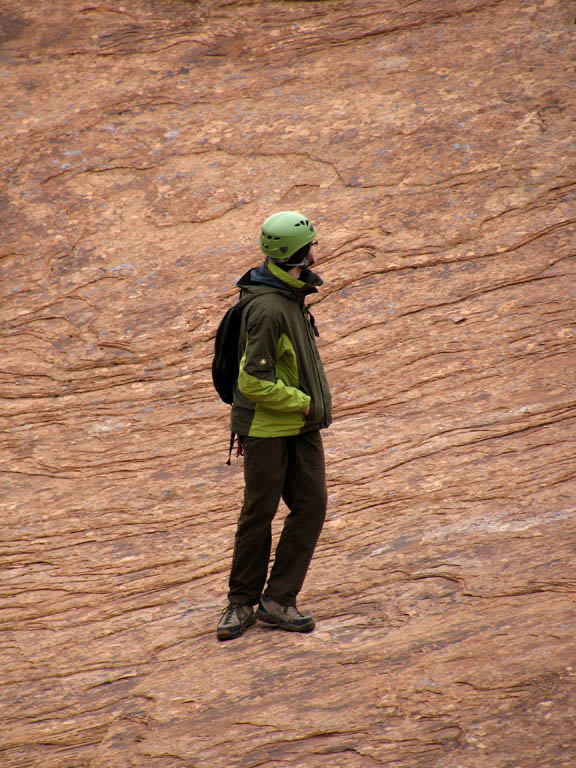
260, 210, 315, 261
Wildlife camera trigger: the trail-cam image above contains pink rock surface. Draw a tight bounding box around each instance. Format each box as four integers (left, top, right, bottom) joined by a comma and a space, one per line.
1, 1, 575, 766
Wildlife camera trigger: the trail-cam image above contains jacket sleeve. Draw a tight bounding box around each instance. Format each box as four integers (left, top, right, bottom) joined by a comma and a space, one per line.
237, 304, 310, 413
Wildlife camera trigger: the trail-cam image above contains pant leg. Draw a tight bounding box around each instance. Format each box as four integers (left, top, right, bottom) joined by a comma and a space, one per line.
265, 430, 327, 606
227, 437, 287, 605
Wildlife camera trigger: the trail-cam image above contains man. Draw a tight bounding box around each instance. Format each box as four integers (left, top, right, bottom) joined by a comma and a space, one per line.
217, 210, 332, 641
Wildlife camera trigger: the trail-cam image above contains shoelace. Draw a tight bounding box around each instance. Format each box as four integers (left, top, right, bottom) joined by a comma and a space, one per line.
221, 604, 238, 624
287, 605, 305, 619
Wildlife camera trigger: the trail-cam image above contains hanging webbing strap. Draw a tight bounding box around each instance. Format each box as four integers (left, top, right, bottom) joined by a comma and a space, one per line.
226, 432, 235, 465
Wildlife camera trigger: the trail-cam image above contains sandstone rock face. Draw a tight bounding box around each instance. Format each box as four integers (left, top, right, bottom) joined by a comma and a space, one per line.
1, 1, 575, 766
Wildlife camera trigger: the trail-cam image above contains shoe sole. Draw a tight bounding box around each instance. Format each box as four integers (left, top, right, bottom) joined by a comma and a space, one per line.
256, 607, 315, 633
217, 614, 256, 641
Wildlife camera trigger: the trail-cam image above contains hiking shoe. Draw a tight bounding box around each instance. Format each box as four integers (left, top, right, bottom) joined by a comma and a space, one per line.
256, 596, 315, 633
217, 603, 255, 641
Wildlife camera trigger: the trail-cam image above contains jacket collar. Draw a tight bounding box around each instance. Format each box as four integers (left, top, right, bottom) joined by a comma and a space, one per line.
237, 261, 322, 298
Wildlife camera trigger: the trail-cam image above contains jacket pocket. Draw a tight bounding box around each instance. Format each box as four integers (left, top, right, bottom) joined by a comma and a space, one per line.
304, 391, 323, 423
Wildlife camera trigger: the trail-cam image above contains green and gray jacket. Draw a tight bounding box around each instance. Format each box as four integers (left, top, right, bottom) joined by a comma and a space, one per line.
231, 260, 332, 438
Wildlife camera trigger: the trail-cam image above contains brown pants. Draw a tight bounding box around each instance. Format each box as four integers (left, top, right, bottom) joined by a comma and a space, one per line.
227, 430, 327, 607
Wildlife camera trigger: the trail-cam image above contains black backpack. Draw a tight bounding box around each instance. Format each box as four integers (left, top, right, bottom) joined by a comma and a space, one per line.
211, 302, 243, 405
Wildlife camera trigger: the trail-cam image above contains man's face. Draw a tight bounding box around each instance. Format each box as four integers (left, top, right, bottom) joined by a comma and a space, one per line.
307, 240, 318, 267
